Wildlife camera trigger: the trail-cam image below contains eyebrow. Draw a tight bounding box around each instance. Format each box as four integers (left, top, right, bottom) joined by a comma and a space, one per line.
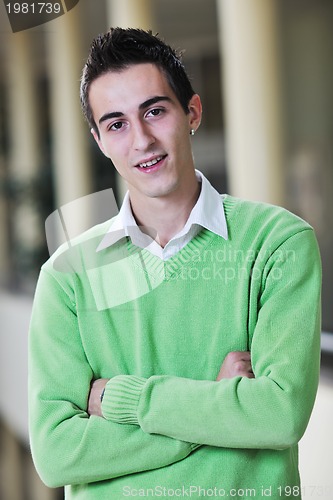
98, 96, 172, 125
139, 95, 172, 110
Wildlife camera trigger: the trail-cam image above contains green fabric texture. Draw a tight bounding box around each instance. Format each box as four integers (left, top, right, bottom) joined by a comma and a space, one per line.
28, 195, 322, 499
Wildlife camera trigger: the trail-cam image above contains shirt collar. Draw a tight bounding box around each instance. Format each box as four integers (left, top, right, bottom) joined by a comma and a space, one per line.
96, 170, 228, 253
189, 170, 228, 240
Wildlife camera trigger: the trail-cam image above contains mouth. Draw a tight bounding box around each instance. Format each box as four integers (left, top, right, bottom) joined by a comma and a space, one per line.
135, 155, 167, 173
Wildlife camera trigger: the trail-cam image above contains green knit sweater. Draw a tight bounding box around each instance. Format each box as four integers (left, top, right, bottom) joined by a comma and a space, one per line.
29, 195, 321, 499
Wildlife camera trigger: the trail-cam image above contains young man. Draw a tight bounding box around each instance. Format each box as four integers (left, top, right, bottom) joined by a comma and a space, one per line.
29, 28, 321, 499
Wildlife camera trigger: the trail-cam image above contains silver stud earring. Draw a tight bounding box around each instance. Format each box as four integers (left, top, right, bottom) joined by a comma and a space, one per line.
190, 129, 195, 136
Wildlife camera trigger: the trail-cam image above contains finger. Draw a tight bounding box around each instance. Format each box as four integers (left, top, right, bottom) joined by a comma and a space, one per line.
229, 351, 251, 361
238, 361, 254, 376
234, 359, 252, 372
239, 351, 251, 360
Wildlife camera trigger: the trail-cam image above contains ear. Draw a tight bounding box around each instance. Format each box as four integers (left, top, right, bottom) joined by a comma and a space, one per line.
91, 128, 108, 157
188, 94, 202, 133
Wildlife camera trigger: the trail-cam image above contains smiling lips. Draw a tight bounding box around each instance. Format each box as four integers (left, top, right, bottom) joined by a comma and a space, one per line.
136, 155, 167, 169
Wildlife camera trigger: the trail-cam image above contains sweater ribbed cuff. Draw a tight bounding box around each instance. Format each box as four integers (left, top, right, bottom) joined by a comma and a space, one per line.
101, 375, 147, 424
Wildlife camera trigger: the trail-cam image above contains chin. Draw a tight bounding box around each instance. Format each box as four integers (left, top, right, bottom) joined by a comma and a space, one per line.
146, 181, 179, 200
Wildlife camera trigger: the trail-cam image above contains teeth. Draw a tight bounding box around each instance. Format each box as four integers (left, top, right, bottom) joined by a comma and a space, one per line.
139, 156, 163, 168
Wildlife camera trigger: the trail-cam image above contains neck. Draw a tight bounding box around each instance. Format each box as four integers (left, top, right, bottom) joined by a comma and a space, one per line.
129, 177, 201, 248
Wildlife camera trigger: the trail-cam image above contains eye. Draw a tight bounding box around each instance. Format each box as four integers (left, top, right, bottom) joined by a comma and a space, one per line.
146, 108, 164, 118
109, 121, 124, 131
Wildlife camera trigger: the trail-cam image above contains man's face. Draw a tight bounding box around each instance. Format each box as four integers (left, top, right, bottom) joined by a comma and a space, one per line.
89, 63, 202, 205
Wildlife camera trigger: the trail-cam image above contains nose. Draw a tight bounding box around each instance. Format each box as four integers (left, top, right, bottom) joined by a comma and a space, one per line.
132, 120, 155, 151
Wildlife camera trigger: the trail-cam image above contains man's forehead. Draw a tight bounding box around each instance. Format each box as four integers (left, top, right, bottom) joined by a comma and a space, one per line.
89, 63, 176, 117
89, 63, 171, 96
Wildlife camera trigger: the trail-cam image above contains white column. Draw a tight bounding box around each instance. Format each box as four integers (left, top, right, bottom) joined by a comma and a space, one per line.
0, 38, 8, 286
45, 10, 92, 230
0, 109, 8, 286
6, 31, 44, 286
106, 0, 155, 202
217, 0, 284, 205
107, 0, 154, 30
6, 32, 41, 179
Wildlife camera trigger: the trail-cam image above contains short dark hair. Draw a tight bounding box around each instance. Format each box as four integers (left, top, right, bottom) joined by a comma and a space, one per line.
80, 27, 195, 136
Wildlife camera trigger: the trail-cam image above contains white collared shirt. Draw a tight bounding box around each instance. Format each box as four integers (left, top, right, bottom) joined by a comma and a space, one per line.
97, 170, 228, 260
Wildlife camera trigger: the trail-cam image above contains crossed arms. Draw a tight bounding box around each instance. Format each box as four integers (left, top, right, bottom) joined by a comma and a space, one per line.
88, 351, 254, 417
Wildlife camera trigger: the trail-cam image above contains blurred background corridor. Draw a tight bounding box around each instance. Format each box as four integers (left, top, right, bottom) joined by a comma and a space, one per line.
0, 0, 332, 498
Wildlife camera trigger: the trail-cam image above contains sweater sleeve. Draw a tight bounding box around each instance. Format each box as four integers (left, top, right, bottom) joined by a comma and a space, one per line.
28, 268, 198, 488
102, 228, 322, 450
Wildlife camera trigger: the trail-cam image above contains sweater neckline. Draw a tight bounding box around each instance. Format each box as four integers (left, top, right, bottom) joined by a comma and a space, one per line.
126, 228, 220, 281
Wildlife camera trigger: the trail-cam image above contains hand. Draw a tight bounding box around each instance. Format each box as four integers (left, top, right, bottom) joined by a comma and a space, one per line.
216, 351, 254, 381
87, 378, 109, 417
